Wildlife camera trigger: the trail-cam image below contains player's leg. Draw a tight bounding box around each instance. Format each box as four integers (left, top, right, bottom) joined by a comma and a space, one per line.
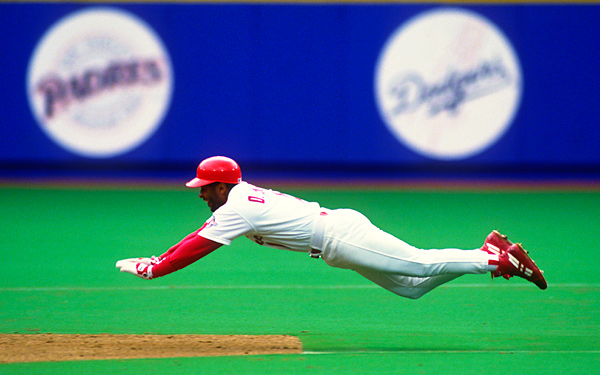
353, 267, 462, 299
320, 211, 547, 290
321, 209, 495, 277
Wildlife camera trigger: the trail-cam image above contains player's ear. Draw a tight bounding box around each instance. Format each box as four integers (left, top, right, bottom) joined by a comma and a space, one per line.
216, 182, 228, 196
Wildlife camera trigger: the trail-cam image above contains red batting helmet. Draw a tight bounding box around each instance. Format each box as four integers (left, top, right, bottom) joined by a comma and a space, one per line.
186, 156, 242, 188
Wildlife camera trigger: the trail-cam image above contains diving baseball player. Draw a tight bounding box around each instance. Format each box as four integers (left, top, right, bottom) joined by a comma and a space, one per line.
116, 156, 547, 298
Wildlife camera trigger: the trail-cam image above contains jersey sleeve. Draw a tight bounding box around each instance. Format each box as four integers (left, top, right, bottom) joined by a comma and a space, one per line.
197, 205, 253, 245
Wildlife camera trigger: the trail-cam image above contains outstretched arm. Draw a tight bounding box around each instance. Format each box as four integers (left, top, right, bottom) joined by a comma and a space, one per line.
116, 233, 222, 279
153, 235, 222, 277
159, 228, 203, 259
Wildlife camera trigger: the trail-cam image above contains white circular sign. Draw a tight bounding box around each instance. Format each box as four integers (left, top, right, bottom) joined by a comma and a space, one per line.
27, 8, 173, 158
375, 8, 522, 160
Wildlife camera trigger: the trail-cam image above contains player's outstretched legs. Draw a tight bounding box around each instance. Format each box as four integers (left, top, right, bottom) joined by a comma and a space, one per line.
320, 210, 494, 278
319, 211, 548, 298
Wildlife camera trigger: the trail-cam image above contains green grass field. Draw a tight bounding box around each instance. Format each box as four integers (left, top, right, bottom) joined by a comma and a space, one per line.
1, 184, 599, 374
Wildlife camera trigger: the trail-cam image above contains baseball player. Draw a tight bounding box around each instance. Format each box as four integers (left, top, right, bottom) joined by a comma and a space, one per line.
116, 156, 547, 298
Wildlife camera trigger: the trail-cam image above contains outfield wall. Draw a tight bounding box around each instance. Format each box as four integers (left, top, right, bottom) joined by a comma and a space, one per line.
1, 3, 599, 179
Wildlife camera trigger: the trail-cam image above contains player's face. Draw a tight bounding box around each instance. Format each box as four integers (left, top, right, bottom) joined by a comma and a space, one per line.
199, 183, 228, 212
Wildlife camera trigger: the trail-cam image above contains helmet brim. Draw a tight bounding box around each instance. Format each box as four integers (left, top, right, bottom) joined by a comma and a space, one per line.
185, 177, 214, 188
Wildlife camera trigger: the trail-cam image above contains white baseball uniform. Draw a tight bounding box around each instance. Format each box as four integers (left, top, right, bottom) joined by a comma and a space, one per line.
197, 182, 492, 299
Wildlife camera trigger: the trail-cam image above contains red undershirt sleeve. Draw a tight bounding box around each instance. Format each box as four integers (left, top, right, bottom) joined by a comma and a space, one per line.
151, 234, 222, 278
160, 229, 202, 258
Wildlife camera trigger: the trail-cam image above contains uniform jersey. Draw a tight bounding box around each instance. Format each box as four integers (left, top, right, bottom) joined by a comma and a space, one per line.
198, 182, 322, 252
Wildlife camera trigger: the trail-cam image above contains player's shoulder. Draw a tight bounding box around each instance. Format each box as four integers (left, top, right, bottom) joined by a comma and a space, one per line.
229, 181, 256, 196
226, 181, 280, 207
211, 182, 253, 217
224, 181, 258, 205
214, 182, 263, 216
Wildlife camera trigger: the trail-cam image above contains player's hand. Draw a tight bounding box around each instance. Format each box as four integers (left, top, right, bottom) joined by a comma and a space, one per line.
117, 256, 161, 265
116, 258, 155, 280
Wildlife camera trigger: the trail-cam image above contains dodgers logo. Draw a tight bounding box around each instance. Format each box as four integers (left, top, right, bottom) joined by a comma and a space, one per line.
374, 8, 522, 160
27, 8, 173, 158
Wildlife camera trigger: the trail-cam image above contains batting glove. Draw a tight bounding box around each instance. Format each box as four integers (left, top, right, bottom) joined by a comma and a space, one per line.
117, 256, 161, 266
116, 259, 155, 279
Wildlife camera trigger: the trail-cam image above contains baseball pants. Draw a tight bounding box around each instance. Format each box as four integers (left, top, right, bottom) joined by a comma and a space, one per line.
311, 209, 490, 299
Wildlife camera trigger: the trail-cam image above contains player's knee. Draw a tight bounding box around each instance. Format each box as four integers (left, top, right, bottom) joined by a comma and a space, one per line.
394, 288, 427, 300
406, 291, 426, 300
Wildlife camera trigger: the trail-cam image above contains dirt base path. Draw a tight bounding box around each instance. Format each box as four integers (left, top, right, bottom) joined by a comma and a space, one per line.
0, 334, 302, 363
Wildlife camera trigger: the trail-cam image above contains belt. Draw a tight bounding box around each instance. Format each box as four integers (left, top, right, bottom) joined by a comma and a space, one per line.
309, 248, 322, 259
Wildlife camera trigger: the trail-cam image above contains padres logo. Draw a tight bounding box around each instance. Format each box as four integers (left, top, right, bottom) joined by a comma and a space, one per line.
374, 8, 522, 160
27, 8, 173, 158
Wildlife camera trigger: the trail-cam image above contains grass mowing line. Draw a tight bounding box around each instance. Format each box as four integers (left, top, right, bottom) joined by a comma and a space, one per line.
0, 283, 597, 292
0, 285, 378, 292
302, 349, 600, 355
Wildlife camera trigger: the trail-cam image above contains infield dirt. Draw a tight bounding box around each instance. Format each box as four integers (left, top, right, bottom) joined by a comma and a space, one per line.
0, 334, 302, 363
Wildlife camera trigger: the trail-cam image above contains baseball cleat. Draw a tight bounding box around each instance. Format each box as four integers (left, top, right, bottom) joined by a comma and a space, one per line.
482, 230, 513, 255
494, 243, 547, 290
